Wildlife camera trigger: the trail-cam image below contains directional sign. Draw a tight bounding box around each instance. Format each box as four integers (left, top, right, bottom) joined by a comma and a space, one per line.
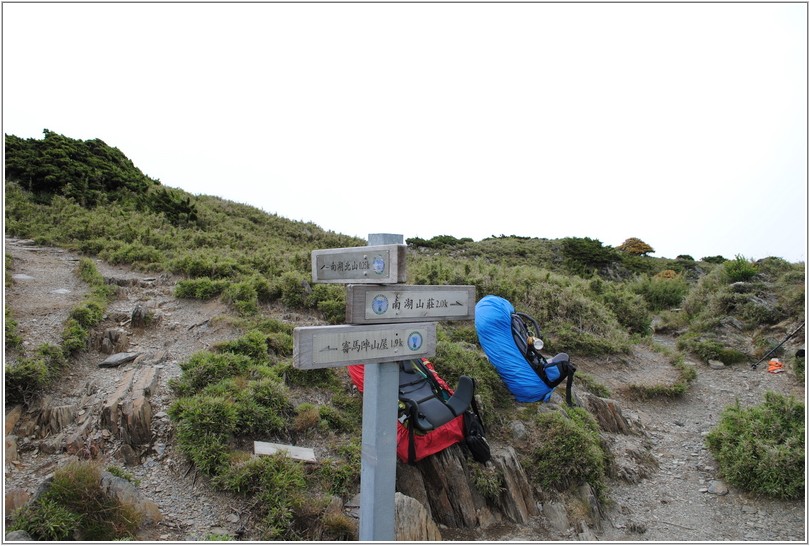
293, 322, 436, 370
311, 244, 407, 284
345, 284, 475, 324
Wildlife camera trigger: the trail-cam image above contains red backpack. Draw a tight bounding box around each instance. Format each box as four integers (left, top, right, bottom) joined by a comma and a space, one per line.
348, 359, 480, 464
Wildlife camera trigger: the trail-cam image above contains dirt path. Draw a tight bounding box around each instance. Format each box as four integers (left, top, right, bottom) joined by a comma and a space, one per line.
3, 238, 806, 541
4, 239, 257, 540
590, 337, 805, 542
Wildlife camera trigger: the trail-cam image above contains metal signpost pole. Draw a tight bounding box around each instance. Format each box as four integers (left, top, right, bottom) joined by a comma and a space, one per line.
358, 233, 402, 541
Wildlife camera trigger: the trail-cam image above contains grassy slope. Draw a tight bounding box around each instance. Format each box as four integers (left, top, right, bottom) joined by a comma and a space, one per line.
4, 131, 805, 540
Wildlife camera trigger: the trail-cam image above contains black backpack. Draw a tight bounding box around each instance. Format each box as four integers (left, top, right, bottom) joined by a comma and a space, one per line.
398, 359, 490, 464
511, 311, 577, 406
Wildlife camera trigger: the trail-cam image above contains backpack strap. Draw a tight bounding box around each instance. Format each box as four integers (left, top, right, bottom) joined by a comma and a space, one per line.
468, 380, 485, 434
532, 353, 577, 407
564, 362, 576, 406
405, 400, 418, 464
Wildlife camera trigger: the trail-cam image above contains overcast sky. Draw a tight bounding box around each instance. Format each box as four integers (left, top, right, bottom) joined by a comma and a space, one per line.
2, 2, 807, 262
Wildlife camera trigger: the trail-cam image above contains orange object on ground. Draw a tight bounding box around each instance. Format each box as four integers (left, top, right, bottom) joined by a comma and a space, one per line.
767, 358, 785, 374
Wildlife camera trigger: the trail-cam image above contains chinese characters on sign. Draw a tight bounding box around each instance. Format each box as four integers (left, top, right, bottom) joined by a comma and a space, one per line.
311, 245, 407, 284
373, 293, 456, 314
294, 323, 436, 369
346, 285, 475, 324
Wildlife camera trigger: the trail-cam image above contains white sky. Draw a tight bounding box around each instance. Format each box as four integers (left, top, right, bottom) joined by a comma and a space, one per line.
2, 2, 807, 262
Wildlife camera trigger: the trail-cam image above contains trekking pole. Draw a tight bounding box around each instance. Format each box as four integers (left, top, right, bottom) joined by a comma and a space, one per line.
751, 322, 805, 370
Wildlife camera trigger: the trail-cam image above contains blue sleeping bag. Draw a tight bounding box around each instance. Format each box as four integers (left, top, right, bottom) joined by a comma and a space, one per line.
475, 295, 561, 403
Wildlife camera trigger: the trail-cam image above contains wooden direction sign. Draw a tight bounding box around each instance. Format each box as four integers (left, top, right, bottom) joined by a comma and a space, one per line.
293, 322, 437, 370
295, 235, 468, 541
345, 284, 475, 324
311, 244, 407, 284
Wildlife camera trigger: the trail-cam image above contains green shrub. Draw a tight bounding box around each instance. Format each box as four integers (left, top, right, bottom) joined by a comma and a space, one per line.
9, 461, 142, 540
169, 395, 239, 475
471, 464, 505, 501
5, 358, 49, 405
223, 280, 259, 315
170, 252, 244, 279
591, 280, 651, 335
526, 407, 607, 499
170, 351, 255, 395
5, 305, 23, 349
631, 273, 689, 311
575, 372, 611, 398
560, 237, 618, 277
175, 277, 228, 299
104, 241, 164, 266
7, 498, 81, 541
316, 297, 346, 325
434, 340, 512, 413
706, 392, 804, 499
276, 271, 310, 308
213, 330, 270, 362
266, 332, 294, 357
69, 300, 105, 327
212, 454, 307, 540
676, 333, 747, 364
724, 255, 758, 283
315, 441, 362, 498
317, 405, 356, 433
793, 352, 805, 382
626, 361, 696, 399
4, 342, 68, 405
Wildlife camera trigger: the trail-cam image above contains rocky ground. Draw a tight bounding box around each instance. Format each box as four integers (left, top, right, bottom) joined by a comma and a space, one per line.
3, 238, 806, 541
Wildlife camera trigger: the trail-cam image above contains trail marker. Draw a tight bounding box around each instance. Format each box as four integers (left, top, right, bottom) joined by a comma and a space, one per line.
345, 284, 475, 324
292, 233, 474, 540
311, 244, 407, 284
293, 322, 437, 369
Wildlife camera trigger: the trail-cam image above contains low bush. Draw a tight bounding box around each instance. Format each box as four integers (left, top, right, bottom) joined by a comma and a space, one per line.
175, 277, 229, 299
5, 343, 67, 405
5, 358, 49, 405
589, 279, 651, 335
5, 305, 23, 349
724, 255, 758, 283
706, 392, 804, 499
525, 407, 608, 501
7, 498, 81, 541
212, 454, 307, 540
315, 441, 362, 498
223, 279, 259, 315
676, 333, 747, 364
630, 273, 689, 311
7, 461, 141, 540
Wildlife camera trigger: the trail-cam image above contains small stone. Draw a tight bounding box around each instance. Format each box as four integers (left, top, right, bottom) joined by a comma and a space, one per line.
98, 352, 140, 368
708, 480, 729, 495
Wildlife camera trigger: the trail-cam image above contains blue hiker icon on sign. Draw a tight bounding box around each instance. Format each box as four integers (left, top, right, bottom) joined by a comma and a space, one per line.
407, 331, 423, 351
372, 255, 386, 275
372, 294, 389, 315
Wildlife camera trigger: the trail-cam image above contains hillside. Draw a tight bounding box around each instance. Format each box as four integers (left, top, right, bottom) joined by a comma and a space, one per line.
3, 131, 806, 541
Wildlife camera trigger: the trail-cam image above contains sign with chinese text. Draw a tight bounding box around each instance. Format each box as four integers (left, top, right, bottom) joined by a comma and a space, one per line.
345, 284, 475, 324
311, 244, 407, 284
293, 322, 436, 370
